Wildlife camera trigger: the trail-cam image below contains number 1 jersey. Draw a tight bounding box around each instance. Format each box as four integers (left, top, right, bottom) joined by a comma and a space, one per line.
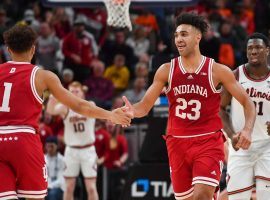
165, 56, 223, 137
0, 61, 42, 132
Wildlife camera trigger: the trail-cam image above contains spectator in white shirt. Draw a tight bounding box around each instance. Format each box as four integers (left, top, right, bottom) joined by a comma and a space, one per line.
45, 136, 65, 200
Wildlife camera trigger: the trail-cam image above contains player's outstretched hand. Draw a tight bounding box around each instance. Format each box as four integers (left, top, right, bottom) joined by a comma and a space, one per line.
110, 108, 132, 126
235, 129, 251, 150
121, 96, 135, 127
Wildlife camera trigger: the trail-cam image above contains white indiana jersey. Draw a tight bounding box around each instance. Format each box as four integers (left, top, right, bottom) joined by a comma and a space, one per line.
64, 109, 95, 146
231, 64, 270, 142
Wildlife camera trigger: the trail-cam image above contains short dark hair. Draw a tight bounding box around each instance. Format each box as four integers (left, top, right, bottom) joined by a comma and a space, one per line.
3, 23, 37, 53
175, 12, 209, 35
247, 32, 269, 47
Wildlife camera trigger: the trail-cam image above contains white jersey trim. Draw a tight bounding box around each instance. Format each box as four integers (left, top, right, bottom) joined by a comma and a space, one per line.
165, 59, 175, 94
0, 191, 17, 197
179, 56, 206, 74
0, 125, 36, 134
7, 61, 30, 64
30, 66, 43, 104
17, 190, 47, 194
208, 59, 221, 93
172, 130, 217, 138
175, 187, 194, 196
0, 195, 18, 200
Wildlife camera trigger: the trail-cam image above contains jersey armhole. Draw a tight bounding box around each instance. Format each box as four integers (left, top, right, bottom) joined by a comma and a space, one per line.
208, 59, 222, 93
165, 59, 175, 94
234, 67, 240, 81
30, 66, 43, 104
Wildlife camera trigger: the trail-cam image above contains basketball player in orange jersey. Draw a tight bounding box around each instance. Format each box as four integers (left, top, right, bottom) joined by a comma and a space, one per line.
122, 13, 256, 200
0, 24, 131, 200
219, 33, 270, 200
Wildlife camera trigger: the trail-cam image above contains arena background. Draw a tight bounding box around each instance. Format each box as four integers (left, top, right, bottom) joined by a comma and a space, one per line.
0, 0, 269, 199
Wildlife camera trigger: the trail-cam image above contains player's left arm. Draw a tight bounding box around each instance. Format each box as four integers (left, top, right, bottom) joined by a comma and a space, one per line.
213, 63, 256, 149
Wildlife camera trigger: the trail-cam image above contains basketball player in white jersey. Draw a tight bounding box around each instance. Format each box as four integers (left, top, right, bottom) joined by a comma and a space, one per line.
47, 81, 99, 200
220, 32, 270, 200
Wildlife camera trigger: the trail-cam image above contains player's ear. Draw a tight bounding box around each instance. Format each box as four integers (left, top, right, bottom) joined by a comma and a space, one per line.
6, 46, 12, 55
31, 45, 36, 54
266, 46, 270, 56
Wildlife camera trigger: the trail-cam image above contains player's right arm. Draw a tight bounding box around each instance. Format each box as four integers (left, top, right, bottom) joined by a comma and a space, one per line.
36, 70, 131, 125
214, 63, 255, 150
220, 70, 241, 150
123, 63, 170, 118
220, 70, 237, 139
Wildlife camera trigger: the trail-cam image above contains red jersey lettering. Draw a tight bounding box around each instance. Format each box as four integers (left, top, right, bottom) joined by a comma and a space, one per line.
165, 56, 223, 137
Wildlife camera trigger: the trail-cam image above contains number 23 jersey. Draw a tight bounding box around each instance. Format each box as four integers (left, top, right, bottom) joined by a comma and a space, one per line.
165, 56, 223, 137
63, 109, 95, 146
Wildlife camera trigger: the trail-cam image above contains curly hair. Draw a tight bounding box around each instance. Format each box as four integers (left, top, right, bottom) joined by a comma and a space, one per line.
175, 12, 209, 35
3, 23, 37, 53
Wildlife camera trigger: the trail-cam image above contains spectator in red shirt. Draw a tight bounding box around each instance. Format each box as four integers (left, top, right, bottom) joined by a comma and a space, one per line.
62, 15, 98, 82
95, 119, 110, 159
84, 60, 114, 109
38, 112, 54, 151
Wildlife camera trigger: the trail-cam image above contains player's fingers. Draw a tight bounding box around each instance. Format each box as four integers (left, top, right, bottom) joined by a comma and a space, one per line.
235, 134, 243, 148
122, 96, 132, 108
242, 139, 251, 149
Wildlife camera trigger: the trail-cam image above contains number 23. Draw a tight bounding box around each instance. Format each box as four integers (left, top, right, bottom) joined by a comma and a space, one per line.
175, 98, 201, 120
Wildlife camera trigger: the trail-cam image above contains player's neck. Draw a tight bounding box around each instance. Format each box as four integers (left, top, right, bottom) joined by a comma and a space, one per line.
181, 51, 202, 72
246, 63, 270, 79
10, 53, 32, 63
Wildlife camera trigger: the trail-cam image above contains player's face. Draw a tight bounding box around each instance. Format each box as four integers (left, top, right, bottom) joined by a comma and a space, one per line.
247, 38, 269, 66
69, 86, 84, 99
45, 143, 57, 156
174, 24, 201, 56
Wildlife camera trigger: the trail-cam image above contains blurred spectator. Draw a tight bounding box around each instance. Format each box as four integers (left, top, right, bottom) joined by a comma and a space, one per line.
45, 136, 65, 200
134, 10, 159, 33
38, 112, 54, 149
84, 59, 114, 108
126, 26, 150, 59
122, 77, 146, 104
254, 0, 270, 35
215, 0, 232, 19
134, 61, 149, 81
233, 2, 255, 35
150, 39, 172, 72
36, 22, 60, 74
104, 54, 130, 93
218, 20, 240, 68
111, 96, 124, 110
75, 8, 107, 45
62, 15, 98, 82
101, 123, 128, 200
51, 7, 72, 39
61, 69, 74, 89
94, 119, 110, 199
102, 123, 128, 169
23, 9, 40, 32
95, 119, 110, 159
0, 7, 13, 45
200, 26, 221, 62
100, 29, 136, 68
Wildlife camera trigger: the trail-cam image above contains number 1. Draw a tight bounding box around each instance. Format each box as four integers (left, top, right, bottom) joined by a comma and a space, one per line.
0, 82, 12, 112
